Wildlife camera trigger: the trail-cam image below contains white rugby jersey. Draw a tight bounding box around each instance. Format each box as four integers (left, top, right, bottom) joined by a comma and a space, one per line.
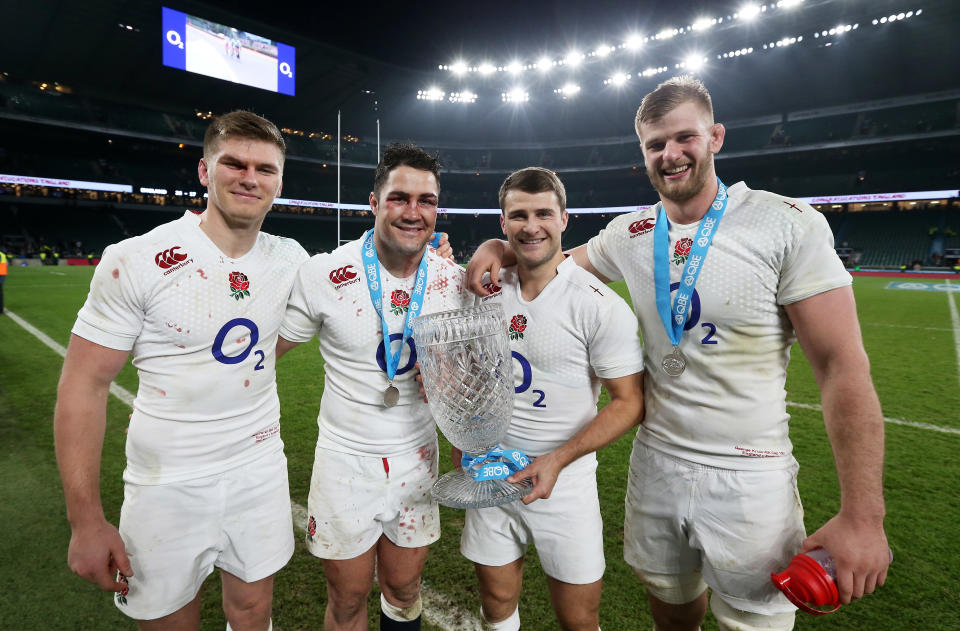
73, 210, 308, 485
480, 257, 645, 460
279, 237, 475, 457
587, 182, 851, 470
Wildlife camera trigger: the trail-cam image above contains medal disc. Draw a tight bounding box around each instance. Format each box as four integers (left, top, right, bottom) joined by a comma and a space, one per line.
383, 384, 400, 407
661, 351, 686, 377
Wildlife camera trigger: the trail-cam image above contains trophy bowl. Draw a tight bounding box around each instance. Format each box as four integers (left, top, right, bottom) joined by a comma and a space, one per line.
412, 302, 533, 508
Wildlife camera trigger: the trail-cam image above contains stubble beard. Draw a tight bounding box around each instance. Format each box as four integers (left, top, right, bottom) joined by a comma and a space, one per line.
648, 159, 712, 204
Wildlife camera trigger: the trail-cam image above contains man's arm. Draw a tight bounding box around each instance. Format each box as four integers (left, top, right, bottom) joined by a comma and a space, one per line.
465, 241, 610, 295
276, 335, 302, 359
784, 285, 890, 603
507, 371, 643, 504
54, 335, 133, 592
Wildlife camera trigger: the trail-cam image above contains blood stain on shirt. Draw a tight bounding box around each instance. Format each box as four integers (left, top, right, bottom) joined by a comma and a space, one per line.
197, 268, 207, 279
356, 308, 363, 316
244, 379, 250, 388
112, 269, 119, 279
237, 337, 246, 344
176, 344, 185, 349
153, 387, 167, 396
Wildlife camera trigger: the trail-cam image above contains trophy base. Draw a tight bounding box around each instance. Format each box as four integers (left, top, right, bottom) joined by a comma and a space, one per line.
431, 469, 534, 508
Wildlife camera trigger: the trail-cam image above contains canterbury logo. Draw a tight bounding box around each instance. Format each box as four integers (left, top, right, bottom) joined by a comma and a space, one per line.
629, 218, 656, 235
329, 265, 358, 284
155, 246, 188, 269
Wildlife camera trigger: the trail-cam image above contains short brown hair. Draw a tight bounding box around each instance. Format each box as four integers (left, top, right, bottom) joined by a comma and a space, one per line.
498, 167, 567, 212
373, 143, 442, 197
635, 75, 714, 135
203, 110, 286, 161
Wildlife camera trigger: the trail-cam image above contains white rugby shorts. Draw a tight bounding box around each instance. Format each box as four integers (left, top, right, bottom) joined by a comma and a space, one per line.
114, 450, 294, 620
623, 441, 804, 615
305, 440, 441, 560
461, 456, 604, 584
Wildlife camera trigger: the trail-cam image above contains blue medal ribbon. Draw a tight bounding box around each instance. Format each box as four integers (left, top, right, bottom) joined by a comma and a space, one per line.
461, 446, 530, 481
653, 177, 728, 346
362, 229, 432, 382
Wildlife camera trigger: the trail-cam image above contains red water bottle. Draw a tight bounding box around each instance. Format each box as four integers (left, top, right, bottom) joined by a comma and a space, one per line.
771, 548, 841, 615
771, 547, 892, 615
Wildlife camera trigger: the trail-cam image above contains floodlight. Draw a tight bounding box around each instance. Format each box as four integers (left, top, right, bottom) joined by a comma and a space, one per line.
501, 87, 529, 103
656, 28, 678, 40
565, 50, 583, 67
692, 17, 715, 31
505, 61, 523, 74
606, 72, 631, 86
624, 33, 644, 50
684, 54, 705, 71
478, 62, 496, 75
778, 0, 802, 7
739, 4, 761, 21
556, 82, 580, 97
594, 44, 612, 57
536, 56, 553, 71
450, 61, 468, 75
417, 87, 445, 101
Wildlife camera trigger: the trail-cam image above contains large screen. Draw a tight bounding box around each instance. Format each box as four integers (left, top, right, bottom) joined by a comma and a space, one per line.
162, 7, 295, 96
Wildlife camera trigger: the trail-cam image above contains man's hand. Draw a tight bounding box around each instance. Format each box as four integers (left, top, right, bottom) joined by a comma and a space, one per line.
507, 452, 562, 505
451, 446, 463, 471
803, 512, 889, 604
67, 518, 133, 592
464, 239, 514, 296
433, 232, 454, 261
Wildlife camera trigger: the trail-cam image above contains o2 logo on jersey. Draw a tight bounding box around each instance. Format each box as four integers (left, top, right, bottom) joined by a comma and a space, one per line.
628, 218, 656, 238
375, 333, 417, 375
212, 318, 266, 370
669, 282, 718, 345
511, 351, 547, 408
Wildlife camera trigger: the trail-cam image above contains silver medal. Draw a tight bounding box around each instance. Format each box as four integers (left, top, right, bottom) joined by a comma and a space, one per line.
383, 384, 400, 407
661, 349, 686, 377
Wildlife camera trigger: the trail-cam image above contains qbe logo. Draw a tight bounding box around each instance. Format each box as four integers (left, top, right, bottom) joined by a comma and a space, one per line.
155, 246, 188, 269
329, 265, 360, 287
628, 217, 656, 238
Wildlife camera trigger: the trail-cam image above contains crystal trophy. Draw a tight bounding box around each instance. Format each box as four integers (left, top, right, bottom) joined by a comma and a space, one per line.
412, 303, 533, 508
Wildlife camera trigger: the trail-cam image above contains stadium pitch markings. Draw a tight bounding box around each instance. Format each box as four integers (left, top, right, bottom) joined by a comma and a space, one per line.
947, 279, 960, 387
787, 401, 960, 436
5, 308, 482, 631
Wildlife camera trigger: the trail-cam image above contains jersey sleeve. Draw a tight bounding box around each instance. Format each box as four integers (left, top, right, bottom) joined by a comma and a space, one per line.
777, 209, 852, 305
279, 257, 325, 343
586, 216, 629, 283
72, 243, 144, 351
587, 294, 645, 379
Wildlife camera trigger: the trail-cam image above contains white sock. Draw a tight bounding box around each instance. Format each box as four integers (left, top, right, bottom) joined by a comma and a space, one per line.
226, 620, 272, 631
381, 593, 423, 622
481, 605, 520, 631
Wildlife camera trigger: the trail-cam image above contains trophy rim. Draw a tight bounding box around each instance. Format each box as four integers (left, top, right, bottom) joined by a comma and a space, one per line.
411, 303, 507, 346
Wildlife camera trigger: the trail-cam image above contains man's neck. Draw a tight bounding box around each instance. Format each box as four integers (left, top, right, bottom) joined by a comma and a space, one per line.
374, 234, 426, 278
517, 251, 565, 301
198, 207, 261, 259
661, 175, 720, 225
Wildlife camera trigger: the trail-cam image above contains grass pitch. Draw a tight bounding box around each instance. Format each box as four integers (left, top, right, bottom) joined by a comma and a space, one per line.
1, 265, 958, 630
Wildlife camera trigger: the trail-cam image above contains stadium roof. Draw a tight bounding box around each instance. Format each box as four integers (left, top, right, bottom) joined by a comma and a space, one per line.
3, 0, 959, 143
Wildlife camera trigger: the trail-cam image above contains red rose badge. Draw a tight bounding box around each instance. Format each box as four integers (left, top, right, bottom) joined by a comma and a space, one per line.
307, 515, 317, 542
390, 289, 410, 315
115, 572, 129, 606
508, 314, 527, 340
229, 271, 250, 300
672, 238, 693, 266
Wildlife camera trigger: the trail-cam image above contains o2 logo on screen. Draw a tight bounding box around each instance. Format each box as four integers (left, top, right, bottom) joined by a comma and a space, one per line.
376, 333, 417, 375
212, 318, 266, 369
670, 282, 718, 345
511, 351, 547, 408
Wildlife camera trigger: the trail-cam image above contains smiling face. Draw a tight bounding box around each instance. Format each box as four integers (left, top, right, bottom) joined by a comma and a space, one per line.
638, 100, 724, 204
500, 189, 568, 271
369, 165, 439, 263
198, 137, 283, 229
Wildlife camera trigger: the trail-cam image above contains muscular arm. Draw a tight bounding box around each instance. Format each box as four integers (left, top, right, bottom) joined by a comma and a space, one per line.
54, 334, 133, 591
508, 371, 644, 504
276, 335, 301, 359
785, 286, 890, 603
465, 240, 610, 295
